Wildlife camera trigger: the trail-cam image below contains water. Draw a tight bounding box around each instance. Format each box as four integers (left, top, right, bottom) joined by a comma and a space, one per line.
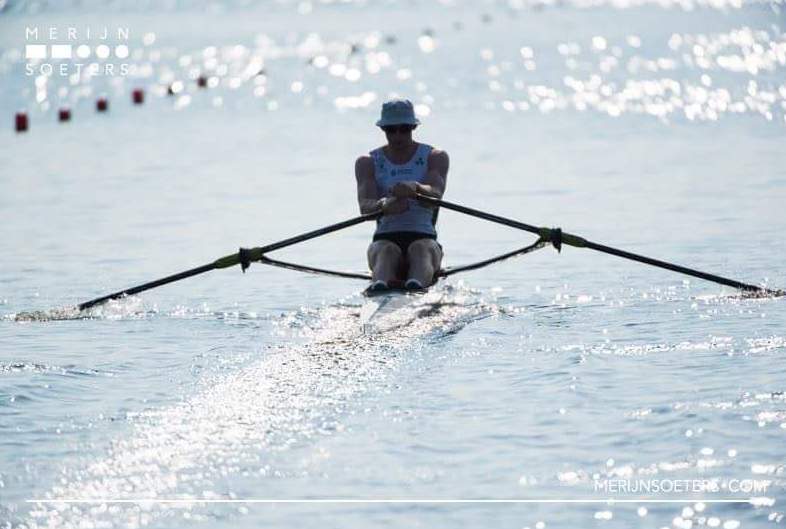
1, 0, 785, 527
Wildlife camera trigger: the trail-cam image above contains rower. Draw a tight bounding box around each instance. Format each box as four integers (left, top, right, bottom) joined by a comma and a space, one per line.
355, 98, 449, 292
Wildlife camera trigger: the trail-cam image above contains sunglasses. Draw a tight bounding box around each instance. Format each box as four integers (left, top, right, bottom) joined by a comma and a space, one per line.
382, 124, 416, 134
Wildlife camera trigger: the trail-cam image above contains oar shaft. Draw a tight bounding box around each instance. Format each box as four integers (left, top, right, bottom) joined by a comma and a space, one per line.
586, 241, 762, 292
79, 212, 381, 310
416, 194, 542, 236
78, 263, 216, 310
263, 212, 379, 253
417, 194, 769, 294
213, 212, 380, 269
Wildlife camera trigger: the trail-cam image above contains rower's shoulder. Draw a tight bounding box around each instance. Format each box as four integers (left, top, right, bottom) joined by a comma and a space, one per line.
356, 146, 385, 164
355, 153, 375, 177
427, 146, 448, 157
427, 147, 449, 165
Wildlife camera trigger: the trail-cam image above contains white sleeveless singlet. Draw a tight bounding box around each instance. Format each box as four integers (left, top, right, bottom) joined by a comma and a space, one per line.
371, 143, 437, 236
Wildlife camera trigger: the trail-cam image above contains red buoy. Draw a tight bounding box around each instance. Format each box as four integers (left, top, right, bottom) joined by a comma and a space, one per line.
96, 97, 108, 112
58, 108, 71, 122
132, 88, 144, 104
197, 75, 208, 88
15, 112, 28, 132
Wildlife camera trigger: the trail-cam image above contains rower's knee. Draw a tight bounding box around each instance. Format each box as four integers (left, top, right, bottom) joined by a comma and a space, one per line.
368, 240, 403, 267
406, 239, 442, 269
407, 239, 439, 260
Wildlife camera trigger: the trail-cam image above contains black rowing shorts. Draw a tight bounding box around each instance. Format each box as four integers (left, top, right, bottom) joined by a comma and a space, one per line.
373, 231, 439, 255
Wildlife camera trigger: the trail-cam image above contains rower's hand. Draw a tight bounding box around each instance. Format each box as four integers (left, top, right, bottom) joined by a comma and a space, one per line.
381, 196, 409, 215
391, 181, 419, 199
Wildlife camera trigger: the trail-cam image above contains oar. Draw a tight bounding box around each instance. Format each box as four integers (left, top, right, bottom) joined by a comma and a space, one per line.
78, 212, 381, 311
416, 194, 781, 296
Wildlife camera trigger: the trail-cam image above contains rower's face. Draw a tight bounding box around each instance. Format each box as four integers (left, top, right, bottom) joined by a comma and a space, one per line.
382, 125, 416, 148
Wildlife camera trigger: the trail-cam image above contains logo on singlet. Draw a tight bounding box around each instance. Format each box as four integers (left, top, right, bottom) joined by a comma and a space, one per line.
390, 168, 413, 176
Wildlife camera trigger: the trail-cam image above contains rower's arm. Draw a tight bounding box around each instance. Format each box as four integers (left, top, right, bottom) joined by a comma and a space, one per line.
418, 149, 449, 199
355, 155, 383, 214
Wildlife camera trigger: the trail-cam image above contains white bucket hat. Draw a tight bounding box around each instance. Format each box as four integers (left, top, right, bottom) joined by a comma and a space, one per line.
375, 98, 421, 127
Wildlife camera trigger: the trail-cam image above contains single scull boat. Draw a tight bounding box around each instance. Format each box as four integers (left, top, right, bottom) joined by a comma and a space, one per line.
359, 287, 412, 334
359, 282, 450, 334
39, 194, 779, 325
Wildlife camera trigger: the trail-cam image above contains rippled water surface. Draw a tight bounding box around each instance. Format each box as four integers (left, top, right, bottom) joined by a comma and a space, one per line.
1, 0, 785, 527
